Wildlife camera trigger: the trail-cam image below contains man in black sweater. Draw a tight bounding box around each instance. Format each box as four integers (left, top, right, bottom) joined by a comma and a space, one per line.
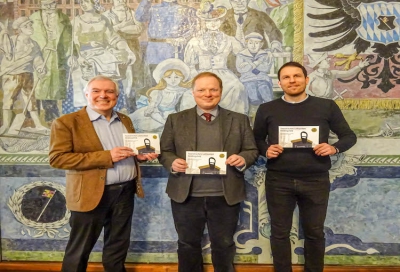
253, 62, 357, 272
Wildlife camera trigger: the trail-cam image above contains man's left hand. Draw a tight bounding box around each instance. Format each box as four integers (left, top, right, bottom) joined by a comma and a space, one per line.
137, 153, 159, 161
314, 143, 336, 156
226, 154, 245, 167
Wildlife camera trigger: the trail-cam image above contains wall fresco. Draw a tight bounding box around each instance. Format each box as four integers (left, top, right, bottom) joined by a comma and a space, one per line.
0, 0, 399, 266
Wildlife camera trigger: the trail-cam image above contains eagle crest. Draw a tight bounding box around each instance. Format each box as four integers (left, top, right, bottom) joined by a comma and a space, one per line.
307, 0, 400, 93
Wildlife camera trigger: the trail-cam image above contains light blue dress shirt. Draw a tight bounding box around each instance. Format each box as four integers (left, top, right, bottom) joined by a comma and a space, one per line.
87, 107, 136, 185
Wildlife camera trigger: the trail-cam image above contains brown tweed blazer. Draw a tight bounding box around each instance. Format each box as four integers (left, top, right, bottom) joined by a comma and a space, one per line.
49, 107, 143, 212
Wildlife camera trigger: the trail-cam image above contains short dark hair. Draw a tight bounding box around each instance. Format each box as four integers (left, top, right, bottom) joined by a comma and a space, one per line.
191, 72, 223, 91
278, 61, 308, 80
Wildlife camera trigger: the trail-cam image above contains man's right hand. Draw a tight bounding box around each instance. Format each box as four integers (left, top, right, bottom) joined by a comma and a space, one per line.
266, 144, 283, 159
110, 147, 136, 162
172, 158, 188, 172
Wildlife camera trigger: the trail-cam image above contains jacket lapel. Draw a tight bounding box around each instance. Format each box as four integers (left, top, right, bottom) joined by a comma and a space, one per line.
181, 107, 197, 151
55, 10, 66, 46
219, 108, 232, 150
76, 107, 104, 151
227, 9, 237, 32
243, 12, 251, 29
118, 113, 135, 133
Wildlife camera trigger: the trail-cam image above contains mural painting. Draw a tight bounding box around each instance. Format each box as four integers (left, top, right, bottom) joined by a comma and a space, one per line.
0, 0, 400, 266
303, 0, 400, 265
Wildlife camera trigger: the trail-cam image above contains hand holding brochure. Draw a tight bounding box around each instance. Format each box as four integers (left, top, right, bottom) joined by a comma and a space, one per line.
185, 151, 227, 175
278, 126, 319, 148
123, 133, 160, 154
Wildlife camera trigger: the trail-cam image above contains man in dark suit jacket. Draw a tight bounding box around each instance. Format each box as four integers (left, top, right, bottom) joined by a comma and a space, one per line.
49, 75, 157, 272
160, 72, 258, 272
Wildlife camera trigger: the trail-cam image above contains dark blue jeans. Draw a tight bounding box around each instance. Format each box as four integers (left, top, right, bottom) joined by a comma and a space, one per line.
265, 171, 330, 272
62, 181, 135, 272
171, 196, 240, 272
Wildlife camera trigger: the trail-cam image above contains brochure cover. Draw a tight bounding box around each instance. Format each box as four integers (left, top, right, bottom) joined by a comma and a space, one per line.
185, 151, 227, 175
278, 126, 319, 148
123, 133, 160, 154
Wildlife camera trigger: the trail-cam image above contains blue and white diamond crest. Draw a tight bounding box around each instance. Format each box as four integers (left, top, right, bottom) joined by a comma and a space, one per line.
356, 1, 400, 45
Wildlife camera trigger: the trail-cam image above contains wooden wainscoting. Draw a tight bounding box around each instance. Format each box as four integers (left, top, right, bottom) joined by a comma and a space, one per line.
0, 263, 400, 272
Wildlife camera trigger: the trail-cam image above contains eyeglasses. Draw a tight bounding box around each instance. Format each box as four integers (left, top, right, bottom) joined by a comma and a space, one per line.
194, 89, 220, 93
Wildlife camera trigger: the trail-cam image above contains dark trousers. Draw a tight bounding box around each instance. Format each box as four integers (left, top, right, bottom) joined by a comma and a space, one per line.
265, 171, 330, 272
61, 181, 135, 272
171, 196, 240, 272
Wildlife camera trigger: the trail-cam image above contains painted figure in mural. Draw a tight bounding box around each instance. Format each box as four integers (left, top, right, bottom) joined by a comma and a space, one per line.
269, 0, 294, 48
253, 62, 357, 272
103, 0, 150, 107
306, 52, 370, 99
135, 0, 199, 81
159, 72, 258, 272
49, 75, 158, 272
29, 0, 72, 125
220, 0, 282, 46
219, 0, 283, 75
184, 5, 249, 115
236, 32, 274, 119
0, 17, 48, 135
129, 58, 192, 133
69, 0, 135, 112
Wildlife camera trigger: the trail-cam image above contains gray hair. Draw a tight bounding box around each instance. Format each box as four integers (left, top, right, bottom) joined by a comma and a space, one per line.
84, 75, 120, 95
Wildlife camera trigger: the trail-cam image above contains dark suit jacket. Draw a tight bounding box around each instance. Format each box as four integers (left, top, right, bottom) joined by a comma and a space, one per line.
160, 107, 258, 205
49, 107, 143, 212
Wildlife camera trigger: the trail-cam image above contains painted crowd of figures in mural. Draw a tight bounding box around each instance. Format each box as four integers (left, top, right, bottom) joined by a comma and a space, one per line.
0, 0, 399, 154
0, 0, 294, 153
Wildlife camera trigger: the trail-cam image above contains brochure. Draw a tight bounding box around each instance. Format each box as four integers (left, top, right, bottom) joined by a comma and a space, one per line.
278, 126, 319, 148
123, 133, 160, 154
185, 151, 227, 175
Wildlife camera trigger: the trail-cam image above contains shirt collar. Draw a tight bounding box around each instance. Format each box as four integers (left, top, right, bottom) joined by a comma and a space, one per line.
196, 106, 219, 117
233, 9, 248, 15
281, 94, 309, 104
86, 107, 120, 122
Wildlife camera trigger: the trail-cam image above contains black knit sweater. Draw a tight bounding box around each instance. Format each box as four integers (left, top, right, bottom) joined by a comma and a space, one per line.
253, 96, 357, 176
